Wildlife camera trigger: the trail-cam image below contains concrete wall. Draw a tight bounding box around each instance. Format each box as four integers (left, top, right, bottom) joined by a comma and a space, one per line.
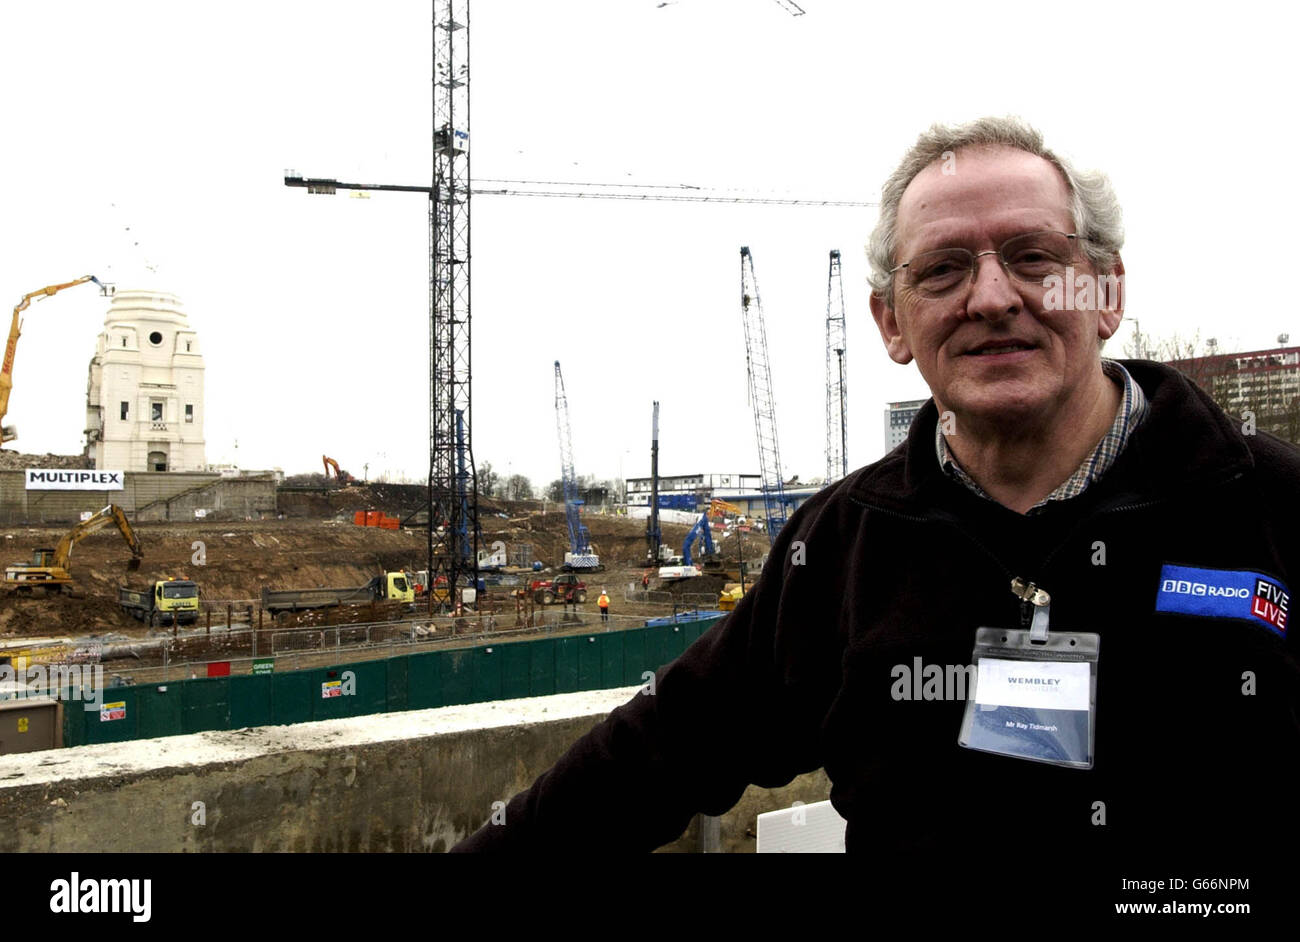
0, 471, 277, 525
0, 687, 829, 853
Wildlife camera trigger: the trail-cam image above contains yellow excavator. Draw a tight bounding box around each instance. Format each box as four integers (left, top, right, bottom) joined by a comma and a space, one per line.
2, 274, 108, 445
4, 504, 142, 595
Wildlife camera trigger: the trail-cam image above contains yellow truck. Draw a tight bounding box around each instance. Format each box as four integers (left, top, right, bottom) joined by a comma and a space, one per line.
118, 580, 200, 626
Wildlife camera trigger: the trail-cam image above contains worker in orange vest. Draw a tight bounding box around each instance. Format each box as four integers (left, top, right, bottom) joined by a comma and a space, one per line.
598, 589, 610, 623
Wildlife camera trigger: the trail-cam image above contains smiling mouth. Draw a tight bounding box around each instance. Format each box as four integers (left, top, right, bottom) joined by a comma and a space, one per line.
965, 343, 1036, 356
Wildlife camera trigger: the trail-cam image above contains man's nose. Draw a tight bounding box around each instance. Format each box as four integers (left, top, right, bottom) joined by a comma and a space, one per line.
965, 252, 1021, 322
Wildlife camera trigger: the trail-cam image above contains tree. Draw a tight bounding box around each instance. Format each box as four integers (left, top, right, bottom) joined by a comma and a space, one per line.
477, 461, 499, 498
505, 474, 533, 501
1126, 331, 1300, 445
546, 478, 565, 502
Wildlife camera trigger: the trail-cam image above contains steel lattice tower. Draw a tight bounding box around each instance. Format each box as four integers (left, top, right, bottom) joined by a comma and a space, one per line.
429, 0, 478, 608
739, 247, 788, 544
825, 249, 848, 483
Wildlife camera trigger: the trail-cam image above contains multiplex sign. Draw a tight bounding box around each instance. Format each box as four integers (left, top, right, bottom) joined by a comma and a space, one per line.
25, 469, 124, 491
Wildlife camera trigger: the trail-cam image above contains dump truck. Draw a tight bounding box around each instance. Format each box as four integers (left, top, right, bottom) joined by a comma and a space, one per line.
118, 579, 200, 626
261, 571, 413, 617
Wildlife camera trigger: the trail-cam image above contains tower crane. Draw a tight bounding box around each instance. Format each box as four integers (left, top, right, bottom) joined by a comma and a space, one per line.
553, 361, 600, 571
3, 275, 109, 446
739, 247, 788, 545
645, 400, 662, 565
825, 249, 848, 483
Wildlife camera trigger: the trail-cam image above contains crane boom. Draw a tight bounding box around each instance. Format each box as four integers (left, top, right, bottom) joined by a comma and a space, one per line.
2, 275, 105, 445
739, 247, 788, 545
554, 361, 598, 570
826, 249, 848, 483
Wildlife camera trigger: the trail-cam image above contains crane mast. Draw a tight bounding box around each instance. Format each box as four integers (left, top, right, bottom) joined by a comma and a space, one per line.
825, 249, 848, 483
739, 247, 788, 545
429, 0, 478, 607
645, 400, 661, 564
553, 361, 597, 569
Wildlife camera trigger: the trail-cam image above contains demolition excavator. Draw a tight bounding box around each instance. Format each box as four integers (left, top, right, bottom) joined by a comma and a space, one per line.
2, 275, 110, 445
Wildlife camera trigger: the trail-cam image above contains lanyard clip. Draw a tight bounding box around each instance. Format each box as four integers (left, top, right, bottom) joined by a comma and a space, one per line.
1011, 577, 1052, 642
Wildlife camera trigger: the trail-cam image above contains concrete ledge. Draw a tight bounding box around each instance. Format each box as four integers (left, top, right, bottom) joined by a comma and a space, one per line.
0, 687, 828, 852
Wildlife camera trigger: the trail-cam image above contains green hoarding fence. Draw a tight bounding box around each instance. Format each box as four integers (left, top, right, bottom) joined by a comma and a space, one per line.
61, 616, 724, 748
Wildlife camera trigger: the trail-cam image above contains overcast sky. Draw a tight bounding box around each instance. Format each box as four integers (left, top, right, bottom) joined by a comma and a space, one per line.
3, 1, 1296, 490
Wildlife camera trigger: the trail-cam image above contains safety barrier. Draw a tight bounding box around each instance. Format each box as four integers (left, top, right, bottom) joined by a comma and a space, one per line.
58, 615, 725, 747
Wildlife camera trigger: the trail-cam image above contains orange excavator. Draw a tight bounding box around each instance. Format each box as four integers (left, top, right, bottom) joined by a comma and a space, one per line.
2, 275, 110, 445
322, 455, 360, 485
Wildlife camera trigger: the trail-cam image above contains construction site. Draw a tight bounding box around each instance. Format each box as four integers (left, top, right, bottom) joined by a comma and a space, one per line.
0, 1, 857, 855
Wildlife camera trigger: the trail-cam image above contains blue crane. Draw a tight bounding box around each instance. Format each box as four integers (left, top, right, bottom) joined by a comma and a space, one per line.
553, 361, 600, 570
739, 247, 788, 545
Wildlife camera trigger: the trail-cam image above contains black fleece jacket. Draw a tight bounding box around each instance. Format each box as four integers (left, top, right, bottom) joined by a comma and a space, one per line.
452, 361, 1299, 865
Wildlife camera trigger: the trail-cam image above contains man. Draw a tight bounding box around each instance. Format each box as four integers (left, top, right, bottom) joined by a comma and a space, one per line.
453, 118, 1298, 869
598, 588, 610, 623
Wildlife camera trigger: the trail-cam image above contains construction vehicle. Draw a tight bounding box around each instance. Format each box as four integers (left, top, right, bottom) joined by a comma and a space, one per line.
658, 498, 744, 581
529, 573, 587, 605
261, 571, 414, 617
553, 362, 600, 571
119, 579, 200, 626
718, 583, 746, 612
3, 275, 109, 445
4, 504, 142, 594
322, 455, 360, 485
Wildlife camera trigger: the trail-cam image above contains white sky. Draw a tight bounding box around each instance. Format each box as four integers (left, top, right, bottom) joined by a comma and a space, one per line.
3, 0, 1297, 490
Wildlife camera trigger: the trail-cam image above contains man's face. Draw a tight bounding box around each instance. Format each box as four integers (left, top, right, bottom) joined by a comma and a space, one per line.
870, 146, 1123, 430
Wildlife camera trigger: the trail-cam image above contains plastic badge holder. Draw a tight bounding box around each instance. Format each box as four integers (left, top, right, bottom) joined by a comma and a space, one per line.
958, 627, 1100, 769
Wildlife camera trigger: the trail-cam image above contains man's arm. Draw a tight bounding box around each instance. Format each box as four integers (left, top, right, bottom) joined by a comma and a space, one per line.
450, 515, 838, 852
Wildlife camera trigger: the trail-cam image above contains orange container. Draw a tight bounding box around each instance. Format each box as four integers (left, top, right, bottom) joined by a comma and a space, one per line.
365, 511, 381, 526
353, 511, 366, 526
381, 518, 399, 530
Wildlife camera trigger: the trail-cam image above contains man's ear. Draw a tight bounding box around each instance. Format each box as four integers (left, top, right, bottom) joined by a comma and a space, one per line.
870, 291, 914, 365
1097, 254, 1125, 341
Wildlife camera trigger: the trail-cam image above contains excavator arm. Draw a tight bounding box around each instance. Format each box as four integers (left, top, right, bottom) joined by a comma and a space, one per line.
2, 275, 105, 444
709, 498, 744, 518
53, 504, 143, 573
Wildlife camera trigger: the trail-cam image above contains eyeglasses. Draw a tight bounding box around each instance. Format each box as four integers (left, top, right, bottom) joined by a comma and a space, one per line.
889, 230, 1080, 299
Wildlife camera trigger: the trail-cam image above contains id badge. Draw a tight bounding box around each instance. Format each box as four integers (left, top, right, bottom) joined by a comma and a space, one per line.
958, 627, 1099, 769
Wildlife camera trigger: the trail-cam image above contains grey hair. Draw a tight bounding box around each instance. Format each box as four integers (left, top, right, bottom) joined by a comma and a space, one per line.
866, 116, 1124, 308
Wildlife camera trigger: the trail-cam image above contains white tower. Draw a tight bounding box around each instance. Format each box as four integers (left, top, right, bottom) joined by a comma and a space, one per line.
84, 290, 206, 472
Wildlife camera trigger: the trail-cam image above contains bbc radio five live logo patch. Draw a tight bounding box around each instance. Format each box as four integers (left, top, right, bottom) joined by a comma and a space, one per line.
1155, 564, 1289, 637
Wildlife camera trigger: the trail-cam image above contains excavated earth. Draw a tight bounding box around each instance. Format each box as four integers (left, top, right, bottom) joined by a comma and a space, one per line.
0, 486, 751, 663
